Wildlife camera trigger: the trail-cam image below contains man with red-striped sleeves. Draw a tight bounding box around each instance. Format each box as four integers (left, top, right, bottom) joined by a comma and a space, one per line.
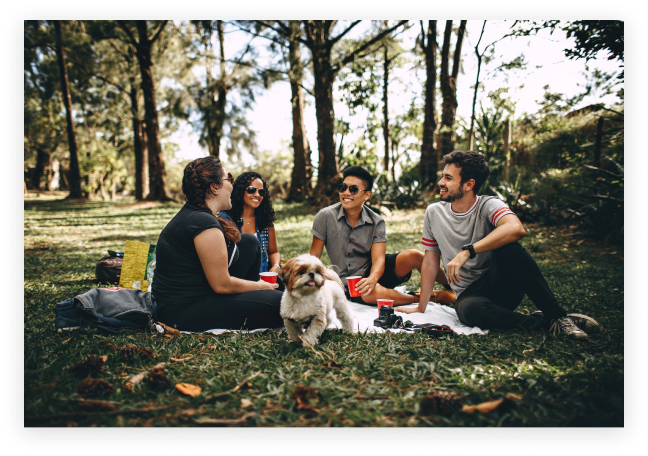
398, 151, 599, 338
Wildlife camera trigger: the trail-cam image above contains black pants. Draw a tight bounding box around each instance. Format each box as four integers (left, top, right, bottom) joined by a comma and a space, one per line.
455, 242, 567, 331
158, 234, 284, 331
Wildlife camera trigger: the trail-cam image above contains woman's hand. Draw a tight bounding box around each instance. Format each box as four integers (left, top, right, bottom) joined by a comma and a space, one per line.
269, 264, 281, 274
257, 279, 279, 290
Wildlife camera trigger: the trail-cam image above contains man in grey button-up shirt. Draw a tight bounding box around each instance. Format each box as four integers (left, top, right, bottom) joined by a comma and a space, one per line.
309, 166, 449, 306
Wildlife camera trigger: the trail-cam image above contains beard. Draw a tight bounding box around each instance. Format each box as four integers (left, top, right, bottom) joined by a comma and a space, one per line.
439, 185, 464, 202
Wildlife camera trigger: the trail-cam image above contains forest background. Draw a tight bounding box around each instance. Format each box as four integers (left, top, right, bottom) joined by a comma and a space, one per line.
24, 18, 624, 243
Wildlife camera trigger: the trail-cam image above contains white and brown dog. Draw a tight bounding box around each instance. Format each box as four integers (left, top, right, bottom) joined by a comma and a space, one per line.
278, 254, 355, 345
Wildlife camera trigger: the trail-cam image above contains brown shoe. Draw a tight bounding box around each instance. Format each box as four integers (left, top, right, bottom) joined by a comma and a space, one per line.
431, 290, 456, 305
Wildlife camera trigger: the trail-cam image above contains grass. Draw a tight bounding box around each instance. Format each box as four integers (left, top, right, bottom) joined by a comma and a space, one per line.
24, 192, 624, 427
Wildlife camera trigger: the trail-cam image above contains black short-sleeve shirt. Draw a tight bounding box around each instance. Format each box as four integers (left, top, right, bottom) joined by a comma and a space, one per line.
152, 203, 237, 312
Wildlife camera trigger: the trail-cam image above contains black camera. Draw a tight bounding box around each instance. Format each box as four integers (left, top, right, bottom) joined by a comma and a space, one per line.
373, 305, 404, 329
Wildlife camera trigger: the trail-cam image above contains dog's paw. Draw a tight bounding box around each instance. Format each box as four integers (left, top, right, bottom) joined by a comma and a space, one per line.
302, 335, 319, 346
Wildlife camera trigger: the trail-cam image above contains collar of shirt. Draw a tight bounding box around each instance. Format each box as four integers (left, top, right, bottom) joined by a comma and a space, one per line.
335, 203, 375, 228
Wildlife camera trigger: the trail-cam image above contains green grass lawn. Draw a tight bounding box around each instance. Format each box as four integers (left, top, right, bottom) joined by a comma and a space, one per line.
24, 193, 624, 427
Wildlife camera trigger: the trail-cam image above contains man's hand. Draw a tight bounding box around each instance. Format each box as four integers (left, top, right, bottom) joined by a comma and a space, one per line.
356, 276, 378, 296
269, 264, 281, 273
445, 249, 470, 286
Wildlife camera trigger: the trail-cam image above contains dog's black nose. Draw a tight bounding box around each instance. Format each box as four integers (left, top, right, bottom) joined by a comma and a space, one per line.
309, 272, 314, 279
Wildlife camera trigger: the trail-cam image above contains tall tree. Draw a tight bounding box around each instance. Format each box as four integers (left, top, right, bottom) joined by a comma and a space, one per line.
439, 20, 467, 164
256, 21, 408, 202
418, 20, 438, 188
117, 20, 170, 201
286, 21, 313, 201
54, 20, 83, 198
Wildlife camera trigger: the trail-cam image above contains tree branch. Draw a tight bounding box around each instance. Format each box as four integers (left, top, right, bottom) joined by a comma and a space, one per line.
231, 23, 288, 49
329, 20, 361, 47
333, 20, 408, 73
150, 20, 169, 44
116, 20, 138, 48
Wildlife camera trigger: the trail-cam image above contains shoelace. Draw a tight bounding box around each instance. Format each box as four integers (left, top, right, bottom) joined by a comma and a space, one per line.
550, 317, 582, 336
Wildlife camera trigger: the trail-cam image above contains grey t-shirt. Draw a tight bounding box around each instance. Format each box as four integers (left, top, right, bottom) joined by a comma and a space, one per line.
311, 203, 387, 281
421, 196, 515, 296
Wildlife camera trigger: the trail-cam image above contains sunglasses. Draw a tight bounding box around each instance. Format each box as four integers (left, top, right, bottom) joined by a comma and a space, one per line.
246, 186, 267, 197
224, 173, 234, 184
338, 183, 367, 195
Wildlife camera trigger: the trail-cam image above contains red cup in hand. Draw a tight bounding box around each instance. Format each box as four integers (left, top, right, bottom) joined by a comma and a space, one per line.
377, 299, 394, 316
260, 272, 278, 284
346, 276, 362, 297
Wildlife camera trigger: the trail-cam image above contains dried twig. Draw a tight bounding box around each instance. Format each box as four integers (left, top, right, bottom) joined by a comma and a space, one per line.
194, 412, 255, 426
170, 355, 193, 362
124, 362, 167, 391
202, 371, 261, 402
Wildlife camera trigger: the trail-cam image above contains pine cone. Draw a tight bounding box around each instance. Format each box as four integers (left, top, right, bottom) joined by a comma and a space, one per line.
70, 355, 107, 376
147, 365, 170, 390
420, 390, 461, 416
120, 344, 154, 361
78, 378, 114, 397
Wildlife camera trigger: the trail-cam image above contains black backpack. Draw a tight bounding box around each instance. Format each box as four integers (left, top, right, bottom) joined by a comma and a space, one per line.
95, 252, 123, 284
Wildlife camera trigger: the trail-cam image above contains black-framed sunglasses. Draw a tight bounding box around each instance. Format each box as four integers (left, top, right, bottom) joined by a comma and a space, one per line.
338, 182, 367, 195
246, 186, 267, 197
224, 173, 235, 184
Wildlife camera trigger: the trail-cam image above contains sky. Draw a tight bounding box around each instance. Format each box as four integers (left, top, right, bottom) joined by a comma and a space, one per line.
169, 20, 623, 166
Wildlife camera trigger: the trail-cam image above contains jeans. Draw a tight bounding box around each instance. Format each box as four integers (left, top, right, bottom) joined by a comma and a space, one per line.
455, 242, 567, 331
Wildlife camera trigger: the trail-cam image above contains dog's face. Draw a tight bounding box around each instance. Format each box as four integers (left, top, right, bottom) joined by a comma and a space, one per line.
279, 254, 327, 294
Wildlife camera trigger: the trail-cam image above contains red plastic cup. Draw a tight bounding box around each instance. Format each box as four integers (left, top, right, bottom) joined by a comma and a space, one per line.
346, 276, 362, 297
377, 299, 394, 315
260, 272, 278, 284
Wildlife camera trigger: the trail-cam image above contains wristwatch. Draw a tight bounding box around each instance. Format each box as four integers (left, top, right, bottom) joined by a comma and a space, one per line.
462, 244, 476, 259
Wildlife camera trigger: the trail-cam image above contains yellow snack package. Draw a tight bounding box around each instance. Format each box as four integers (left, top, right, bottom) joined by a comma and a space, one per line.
118, 240, 151, 289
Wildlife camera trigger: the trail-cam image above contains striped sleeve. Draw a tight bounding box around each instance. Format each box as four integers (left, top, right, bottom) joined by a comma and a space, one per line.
421, 206, 440, 251
487, 199, 516, 226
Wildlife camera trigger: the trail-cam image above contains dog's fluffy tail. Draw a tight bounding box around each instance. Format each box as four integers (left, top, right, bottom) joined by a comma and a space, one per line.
323, 267, 345, 290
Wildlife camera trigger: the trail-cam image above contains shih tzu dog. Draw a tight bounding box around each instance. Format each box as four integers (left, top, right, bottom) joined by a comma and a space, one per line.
278, 254, 355, 346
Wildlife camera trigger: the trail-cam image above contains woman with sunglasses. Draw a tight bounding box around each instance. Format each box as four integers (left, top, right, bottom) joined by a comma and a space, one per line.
220, 172, 281, 274
152, 157, 283, 332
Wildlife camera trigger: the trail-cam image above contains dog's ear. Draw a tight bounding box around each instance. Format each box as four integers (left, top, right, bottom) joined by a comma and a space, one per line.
315, 265, 326, 284
278, 258, 295, 291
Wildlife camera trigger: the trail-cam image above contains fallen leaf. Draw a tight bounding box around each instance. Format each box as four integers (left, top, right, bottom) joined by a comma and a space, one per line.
164, 334, 174, 339
157, 321, 180, 335
462, 398, 505, 414
241, 398, 253, 409
505, 392, 522, 401
292, 385, 321, 413
176, 383, 202, 397
576, 239, 585, 246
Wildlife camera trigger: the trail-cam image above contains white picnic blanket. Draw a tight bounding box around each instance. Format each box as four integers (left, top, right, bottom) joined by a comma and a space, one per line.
157, 299, 487, 336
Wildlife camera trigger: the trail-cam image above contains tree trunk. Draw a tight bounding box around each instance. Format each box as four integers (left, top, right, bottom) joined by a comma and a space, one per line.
593, 116, 604, 167
135, 20, 170, 201
287, 20, 313, 202
210, 20, 228, 158
311, 46, 341, 195
32, 147, 52, 191
130, 80, 148, 200
382, 45, 390, 180
54, 20, 83, 199
469, 21, 487, 151
502, 119, 511, 182
419, 20, 438, 188
440, 20, 467, 164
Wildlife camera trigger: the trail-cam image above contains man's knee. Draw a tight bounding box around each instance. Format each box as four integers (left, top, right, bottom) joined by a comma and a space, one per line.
455, 298, 489, 327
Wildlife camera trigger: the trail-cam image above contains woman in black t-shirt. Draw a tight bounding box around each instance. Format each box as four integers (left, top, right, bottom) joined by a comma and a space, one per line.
152, 156, 284, 331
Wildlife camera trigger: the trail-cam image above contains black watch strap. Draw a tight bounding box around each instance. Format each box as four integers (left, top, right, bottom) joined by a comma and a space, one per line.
462, 244, 476, 259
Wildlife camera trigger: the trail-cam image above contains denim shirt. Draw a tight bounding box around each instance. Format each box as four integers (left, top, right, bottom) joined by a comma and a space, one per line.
220, 211, 270, 273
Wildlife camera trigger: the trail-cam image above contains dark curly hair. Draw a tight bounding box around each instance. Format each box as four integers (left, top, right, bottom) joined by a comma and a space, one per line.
441, 151, 490, 194
182, 156, 241, 244
227, 172, 276, 232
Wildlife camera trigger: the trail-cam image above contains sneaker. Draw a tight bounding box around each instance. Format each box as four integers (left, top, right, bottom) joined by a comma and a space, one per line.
567, 313, 601, 333
533, 311, 600, 334
549, 316, 588, 338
